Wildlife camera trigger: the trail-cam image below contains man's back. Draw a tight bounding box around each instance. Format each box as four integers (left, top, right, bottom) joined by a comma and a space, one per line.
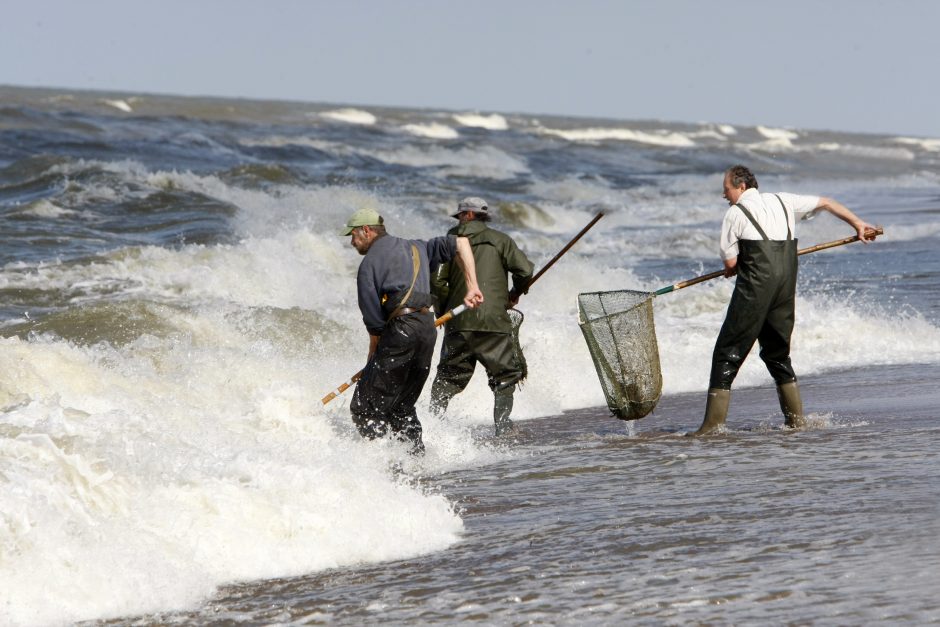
433, 220, 532, 333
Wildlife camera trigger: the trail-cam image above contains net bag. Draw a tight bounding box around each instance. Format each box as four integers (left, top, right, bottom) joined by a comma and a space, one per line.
508, 307, 528, 383
578, 290, 662, 420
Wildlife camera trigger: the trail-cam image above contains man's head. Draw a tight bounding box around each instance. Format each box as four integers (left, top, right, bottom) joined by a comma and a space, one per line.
341, 208, 386, 255
453, 196, 491, 222
723, 165, 758, 205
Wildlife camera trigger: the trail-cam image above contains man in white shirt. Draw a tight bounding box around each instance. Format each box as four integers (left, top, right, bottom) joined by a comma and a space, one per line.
694, 165, 877, 436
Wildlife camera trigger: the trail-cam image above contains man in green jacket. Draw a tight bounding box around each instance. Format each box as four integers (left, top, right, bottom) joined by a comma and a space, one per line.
430, 197, 535, 436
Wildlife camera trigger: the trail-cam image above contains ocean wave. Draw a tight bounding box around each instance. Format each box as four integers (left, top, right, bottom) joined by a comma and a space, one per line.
893, 136, 940, 152
4, 84, 940, 626
18, 199, 79, 219
100, 98, 135, 113
372, 144, 529, 180
756, 125, 799, 141
813, 143, 916, 161
0, 333, 467, 626
536, 125, 697, 147
319, 108, 377, 125
452, 112, 509, 130
401, 122, 459, 140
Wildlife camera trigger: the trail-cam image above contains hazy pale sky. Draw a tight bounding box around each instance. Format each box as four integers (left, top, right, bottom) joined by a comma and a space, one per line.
3, 0, 938, 138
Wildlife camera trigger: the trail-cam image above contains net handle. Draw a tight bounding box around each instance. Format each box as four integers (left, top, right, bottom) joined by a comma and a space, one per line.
524, 211, 604, 293
653, 226, 883, 296
320, 304, 467, 405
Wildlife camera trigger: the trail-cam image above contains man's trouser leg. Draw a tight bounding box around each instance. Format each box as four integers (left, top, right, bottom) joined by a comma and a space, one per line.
351, 313, 436, 452
757, 285, 804, 428
431, 331, 525, 436
699, 278, 767, 435
476, 331, 525, 436
430, 332, 477, 416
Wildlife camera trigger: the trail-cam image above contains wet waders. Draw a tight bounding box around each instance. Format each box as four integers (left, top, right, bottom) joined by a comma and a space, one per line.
430, 330, 525, 436
351, 311, 437, 453
695, 197, 803, 434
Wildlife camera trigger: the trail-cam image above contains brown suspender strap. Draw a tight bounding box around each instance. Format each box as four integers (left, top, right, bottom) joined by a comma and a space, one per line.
388, 244, 421, 319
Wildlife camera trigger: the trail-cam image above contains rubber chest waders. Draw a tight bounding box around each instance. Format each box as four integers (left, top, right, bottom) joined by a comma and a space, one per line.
709, 195, 799, 389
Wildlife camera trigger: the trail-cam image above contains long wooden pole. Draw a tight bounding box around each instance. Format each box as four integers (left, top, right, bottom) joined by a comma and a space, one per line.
653, 226, 883, 296
322, 212, 605, 405
525, 211, 604, 293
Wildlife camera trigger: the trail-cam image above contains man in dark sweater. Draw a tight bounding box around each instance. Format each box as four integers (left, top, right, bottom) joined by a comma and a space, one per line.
342, 207, 483, 453
430, 197, 534, 436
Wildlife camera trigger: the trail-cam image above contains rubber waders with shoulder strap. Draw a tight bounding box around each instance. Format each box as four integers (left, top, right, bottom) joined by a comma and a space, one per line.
693, 388, 731, 436
777, 381, 805, 428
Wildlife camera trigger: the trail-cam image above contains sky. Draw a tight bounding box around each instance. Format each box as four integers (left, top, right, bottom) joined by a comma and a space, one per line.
2, 0, 939, 138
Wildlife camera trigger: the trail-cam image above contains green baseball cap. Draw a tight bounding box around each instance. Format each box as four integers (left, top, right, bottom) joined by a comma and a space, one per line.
340, 208, 384, 236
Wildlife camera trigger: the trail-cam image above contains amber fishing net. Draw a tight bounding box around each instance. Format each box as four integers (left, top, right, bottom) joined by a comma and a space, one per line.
578, 290, 662, 420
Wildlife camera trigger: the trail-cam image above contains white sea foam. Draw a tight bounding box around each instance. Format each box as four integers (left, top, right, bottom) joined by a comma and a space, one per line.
238, 135, 526, 180
101, 98, 133, 113
0, 329, 470, 626
452, 112, 509, 130
743, 125, 800, 151
19, 199, 78, 218
537, 125, 697, 147
320, 108, 377, 125
756, 126, 799, 141
893, 136, 940, 152
402, 122, 460, 139
4, 159, 940, 624
810, 142, 915, 161
873, 220, 940, 242
371, 144, 529, 180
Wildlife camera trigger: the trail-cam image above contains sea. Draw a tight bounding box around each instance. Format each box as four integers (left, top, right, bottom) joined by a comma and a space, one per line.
1, 85, 939, 625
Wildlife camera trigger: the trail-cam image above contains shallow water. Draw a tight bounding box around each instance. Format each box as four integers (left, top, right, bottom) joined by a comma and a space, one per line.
2, 86, 940, 625
105, 362, 940, 625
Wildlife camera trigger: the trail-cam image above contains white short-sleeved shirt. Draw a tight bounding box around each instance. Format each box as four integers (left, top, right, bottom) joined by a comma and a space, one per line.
719, 188, 820, 260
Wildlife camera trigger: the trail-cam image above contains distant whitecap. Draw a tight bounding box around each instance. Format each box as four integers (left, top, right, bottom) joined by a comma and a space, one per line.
756, 126, 799, 141
402, 123, 459, 140
718, 124, 737, 135
320, 108, 377, 125
893, 136, 940, 152
102, 99, 133, 113
538, 126, 696, 148
452, 113, 508, 131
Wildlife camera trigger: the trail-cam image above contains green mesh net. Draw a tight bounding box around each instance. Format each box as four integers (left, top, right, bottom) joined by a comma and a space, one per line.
508, 307, 527, 382
578, 290, 662, 420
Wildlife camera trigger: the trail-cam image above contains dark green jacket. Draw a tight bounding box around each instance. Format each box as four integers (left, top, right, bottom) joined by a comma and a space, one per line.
432, 220, 534, 333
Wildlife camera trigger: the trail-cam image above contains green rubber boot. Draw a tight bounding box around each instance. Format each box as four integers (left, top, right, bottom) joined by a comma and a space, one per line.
693, 388, 730, 436
429, 378, 460, 418
777, 381, 805, 429
493, 387, 515, 436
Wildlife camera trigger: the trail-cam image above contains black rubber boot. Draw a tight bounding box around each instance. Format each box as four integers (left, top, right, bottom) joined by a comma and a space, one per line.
693, 388, 730, 436
777, 381, 805, 429
493, 387, 515, 436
